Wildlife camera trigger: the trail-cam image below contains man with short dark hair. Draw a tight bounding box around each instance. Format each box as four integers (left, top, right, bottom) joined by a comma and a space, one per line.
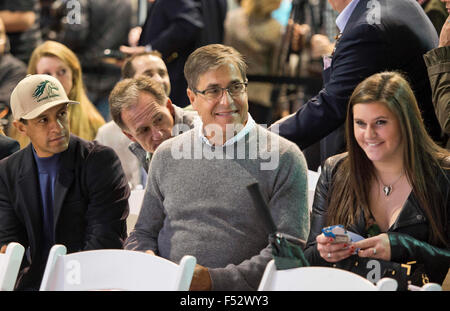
0, 74, 129, 290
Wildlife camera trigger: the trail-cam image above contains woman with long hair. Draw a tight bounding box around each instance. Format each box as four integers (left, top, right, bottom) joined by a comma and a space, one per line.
305, 71, 449, 289
8, 40, 105, 147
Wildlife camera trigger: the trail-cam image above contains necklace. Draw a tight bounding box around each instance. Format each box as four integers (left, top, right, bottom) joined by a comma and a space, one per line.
378, 172, 404, 197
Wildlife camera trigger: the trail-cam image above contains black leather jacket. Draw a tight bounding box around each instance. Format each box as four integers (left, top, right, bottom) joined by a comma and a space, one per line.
305, 153, 450, 285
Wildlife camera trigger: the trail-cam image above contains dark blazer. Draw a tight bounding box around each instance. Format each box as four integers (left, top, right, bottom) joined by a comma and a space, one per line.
0, 135, 19, 160
306, 153, 450, 287
138, 0, 227, 108
277, 0, 441, 163
0, 135, 130, 290
139, 0, 203, 108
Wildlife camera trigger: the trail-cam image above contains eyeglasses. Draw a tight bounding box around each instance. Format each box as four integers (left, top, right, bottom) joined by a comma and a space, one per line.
193, 81, 248, 101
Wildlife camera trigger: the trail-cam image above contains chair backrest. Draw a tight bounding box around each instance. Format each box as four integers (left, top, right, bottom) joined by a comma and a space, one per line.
40, 245, 196, 291
258, 260, 397, 291
0, 242, 25, 291
408, 283, 442, 291
127, 189, 146, 234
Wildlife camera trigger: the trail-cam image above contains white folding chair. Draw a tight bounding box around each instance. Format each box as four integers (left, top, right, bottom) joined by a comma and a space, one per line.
0, 242, 25, 291
258, 260, 398, 291
40, 245, 196, 291
127, 188, 146, 235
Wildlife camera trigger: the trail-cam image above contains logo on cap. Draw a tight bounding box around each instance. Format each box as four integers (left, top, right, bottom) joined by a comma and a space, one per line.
32, 80, 60, 102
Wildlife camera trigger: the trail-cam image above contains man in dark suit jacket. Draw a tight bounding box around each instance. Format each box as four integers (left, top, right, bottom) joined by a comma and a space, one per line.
120, 0, 227, 108
0, 74, 129, 290
275, 0, 442, 165
0, 133, 19, 159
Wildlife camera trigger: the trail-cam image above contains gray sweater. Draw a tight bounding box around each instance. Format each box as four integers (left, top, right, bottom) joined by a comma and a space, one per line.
125, 124, 309, 290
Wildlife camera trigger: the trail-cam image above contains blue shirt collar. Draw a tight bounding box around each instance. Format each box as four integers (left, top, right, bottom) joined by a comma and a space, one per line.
195, 113, 256, 147
335, 0, 360, 33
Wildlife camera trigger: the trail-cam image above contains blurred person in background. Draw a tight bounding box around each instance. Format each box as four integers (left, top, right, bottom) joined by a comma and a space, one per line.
0, 17, 27, 134
121, 0, 227, 109
224, 0, 283, 125
8, 40, 105, 148
56, 0, 132, 121
0, 0, 42, 64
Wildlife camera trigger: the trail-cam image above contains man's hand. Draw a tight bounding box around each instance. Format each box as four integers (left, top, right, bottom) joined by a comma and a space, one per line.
0, 244, 6, 253
310, 34, 335, 58
189, 264, 212, 291
439, 16, 450, 47
128, 26, 142, 47
120, 45, 146, 55
353, 233, 391, 261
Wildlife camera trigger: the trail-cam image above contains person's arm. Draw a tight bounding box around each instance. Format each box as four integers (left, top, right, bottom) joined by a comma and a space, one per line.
274, 24, 388, 150
0, 11, 35, 33
0, 55, 27, 111
423, 16, 450, 136
207, 144, 310, 290
83, 145, 130, 250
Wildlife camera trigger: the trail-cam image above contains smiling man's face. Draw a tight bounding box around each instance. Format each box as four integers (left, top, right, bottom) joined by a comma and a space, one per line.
187, 63, 248, 145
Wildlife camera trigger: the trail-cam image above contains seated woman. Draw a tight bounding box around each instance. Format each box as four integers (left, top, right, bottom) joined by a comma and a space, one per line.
8, 40, 105, 148
305, 71, 450, 290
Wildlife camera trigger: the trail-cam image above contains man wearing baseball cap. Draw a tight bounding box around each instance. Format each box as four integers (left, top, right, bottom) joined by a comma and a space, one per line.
0, 74, 130, 290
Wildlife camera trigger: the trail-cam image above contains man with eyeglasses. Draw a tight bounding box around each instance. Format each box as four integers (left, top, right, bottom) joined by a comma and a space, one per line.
125, 44, 309, 291
0, 74, 130, 290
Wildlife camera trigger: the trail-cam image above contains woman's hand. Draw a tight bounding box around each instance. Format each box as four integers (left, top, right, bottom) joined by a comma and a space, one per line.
316, 234, 355, 263
352, 233, 391, 261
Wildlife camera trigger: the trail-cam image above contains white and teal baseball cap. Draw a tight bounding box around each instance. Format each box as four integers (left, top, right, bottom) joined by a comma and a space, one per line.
10, 74, 78, 120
